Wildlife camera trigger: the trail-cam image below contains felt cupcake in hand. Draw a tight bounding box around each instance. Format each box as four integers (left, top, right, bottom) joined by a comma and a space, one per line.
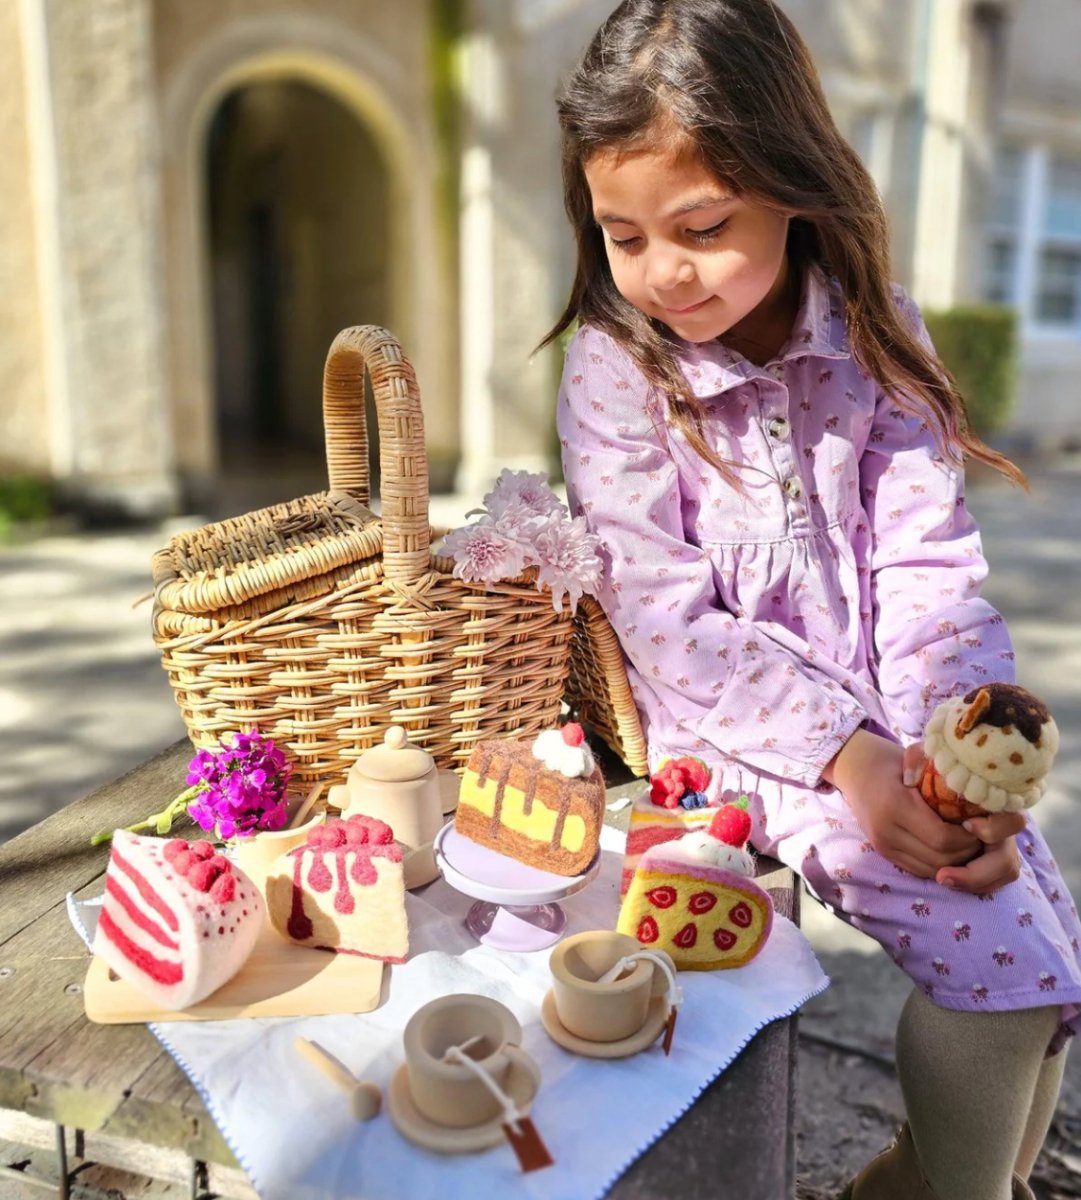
919, 683, 1059, 824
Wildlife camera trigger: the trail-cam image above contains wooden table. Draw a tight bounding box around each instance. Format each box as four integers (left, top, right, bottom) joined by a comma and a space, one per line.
0, 742, 800, 1200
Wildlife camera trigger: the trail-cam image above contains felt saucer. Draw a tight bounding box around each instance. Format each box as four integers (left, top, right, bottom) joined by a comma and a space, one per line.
540, 990, 670, 1059
386, 1053, 541, 1154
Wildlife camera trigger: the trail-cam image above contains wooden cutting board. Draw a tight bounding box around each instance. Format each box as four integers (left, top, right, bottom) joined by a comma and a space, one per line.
83, 924, 385, 1024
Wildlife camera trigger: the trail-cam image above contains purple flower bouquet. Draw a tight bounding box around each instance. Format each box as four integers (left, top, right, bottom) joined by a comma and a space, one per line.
91, 731, 292, 846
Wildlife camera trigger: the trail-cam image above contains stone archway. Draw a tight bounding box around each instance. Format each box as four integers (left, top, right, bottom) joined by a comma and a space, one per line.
158, 24, 454, 512
206, 79, 392, 512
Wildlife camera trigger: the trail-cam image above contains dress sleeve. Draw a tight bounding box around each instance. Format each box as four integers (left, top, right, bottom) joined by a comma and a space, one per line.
557, 326, 866, 786
860, 289, 1015, 745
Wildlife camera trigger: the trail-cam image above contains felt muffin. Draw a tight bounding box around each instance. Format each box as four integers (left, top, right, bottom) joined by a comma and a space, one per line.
920, 683, 1058, 823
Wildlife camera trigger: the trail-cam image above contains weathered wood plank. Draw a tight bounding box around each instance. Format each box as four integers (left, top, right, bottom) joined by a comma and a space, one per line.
0, 741, 191, 946
1, 1110, 256, 1199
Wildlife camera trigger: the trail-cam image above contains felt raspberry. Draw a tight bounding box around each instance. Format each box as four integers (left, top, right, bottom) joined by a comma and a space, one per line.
560, 722, 585, 747
209, 871, 237, 903
649, 763, 685, 808
187, 859, 223, 893
709, 804, 752, 849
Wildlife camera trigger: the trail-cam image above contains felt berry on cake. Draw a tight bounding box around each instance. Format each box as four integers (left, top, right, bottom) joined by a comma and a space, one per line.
91, 831, 263, 1010
617, 798, 772, 970
919, 684, 1059, 824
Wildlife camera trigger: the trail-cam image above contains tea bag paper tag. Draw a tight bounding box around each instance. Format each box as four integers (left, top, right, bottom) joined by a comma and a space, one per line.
662, 1006, 679, 1056
501, 1116, 553, 1172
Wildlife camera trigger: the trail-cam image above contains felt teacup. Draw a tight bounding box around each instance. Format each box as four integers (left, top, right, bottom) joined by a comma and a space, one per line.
402, 994, 534, 1128
549, 930, 676, 1043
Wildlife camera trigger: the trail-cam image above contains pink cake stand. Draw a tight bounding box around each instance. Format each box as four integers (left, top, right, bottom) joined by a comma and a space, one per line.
433, 822, 600, 952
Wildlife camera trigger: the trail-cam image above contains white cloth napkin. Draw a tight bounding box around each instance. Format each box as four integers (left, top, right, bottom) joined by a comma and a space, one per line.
69, 825, 827, 1200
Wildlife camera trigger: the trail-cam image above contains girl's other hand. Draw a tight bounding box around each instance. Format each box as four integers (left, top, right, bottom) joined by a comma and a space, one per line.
823, 729, 981, 879
903, 738, 1027, 894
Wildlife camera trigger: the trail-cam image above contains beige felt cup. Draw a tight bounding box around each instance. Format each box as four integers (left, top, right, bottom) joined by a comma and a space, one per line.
402, 994, 534, 1128
549, 930, 675, 1043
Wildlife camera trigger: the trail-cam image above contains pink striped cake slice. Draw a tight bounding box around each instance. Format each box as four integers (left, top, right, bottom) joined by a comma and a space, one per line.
620, 790, 720, 895
92, 830, 263, 1010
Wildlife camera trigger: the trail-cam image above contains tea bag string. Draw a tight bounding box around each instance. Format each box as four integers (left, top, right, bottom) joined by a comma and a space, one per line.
443, 1043, 524, 1134
597, 950, 684, 1011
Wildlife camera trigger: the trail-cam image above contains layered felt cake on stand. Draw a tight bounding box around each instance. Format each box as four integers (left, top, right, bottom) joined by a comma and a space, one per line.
454, 724, 605, 877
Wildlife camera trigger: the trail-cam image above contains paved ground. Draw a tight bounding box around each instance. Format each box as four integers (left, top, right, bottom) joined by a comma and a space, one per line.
2, 460, 1080, 1197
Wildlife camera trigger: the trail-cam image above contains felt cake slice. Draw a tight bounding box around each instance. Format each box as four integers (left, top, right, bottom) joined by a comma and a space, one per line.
265, 814, 408, 962
92, 831, 263, 1010
454, 723, 604, 876
617, 805, 773, 970
620, 756, 718, 896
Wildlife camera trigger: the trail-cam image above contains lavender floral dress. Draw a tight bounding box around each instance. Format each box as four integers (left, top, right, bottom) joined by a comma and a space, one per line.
558, 269, 1081, 1046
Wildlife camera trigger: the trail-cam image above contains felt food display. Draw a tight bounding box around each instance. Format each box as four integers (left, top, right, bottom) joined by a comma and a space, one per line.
92, 831, 263, 1010
454, 724, 604, 876
266, 815, 408, 962
617, 804, 772, 970
620, 757, 717, 896
920, 684, 1059, 823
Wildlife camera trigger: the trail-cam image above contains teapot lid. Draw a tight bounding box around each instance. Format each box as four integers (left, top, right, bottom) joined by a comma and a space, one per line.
355, 726, 434, 782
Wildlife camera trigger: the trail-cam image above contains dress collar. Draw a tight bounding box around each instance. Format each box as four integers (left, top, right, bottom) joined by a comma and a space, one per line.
675, 267, 850, 400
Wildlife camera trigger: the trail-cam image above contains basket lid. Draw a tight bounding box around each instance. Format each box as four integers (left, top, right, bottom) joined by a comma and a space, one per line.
353, 726, 435, 782
152, 490, 382, 615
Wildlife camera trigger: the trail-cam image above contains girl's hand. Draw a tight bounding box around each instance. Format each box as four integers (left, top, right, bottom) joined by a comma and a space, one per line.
823, 729, 981, 879
903, 743, 1027, 894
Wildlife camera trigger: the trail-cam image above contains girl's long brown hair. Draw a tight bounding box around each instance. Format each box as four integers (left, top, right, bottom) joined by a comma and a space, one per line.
541, 0, 1024, 486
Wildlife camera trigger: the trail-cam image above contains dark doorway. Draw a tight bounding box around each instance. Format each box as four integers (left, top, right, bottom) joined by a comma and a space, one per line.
206, 80, 390, 517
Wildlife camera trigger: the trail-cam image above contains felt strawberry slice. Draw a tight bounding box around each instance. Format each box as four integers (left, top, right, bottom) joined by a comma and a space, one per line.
709, 803, 752, 849
714, 927, 738, 951
646, 885, 678, 909
636, 915, 659, 944
673, 756, 711, 793
673, 922, 698, 949
729, 900, 753, 928
688, 891, 717, 914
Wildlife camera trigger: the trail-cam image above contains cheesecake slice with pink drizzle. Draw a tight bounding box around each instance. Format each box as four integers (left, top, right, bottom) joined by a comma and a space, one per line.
265, 814, 408, 962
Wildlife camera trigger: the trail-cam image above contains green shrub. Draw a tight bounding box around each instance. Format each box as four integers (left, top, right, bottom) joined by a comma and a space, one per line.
922, 305, 1017, 438
0, 474, 53, 542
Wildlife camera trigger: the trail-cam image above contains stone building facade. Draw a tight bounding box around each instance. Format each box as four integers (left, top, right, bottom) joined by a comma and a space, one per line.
1, 0, 1078, 515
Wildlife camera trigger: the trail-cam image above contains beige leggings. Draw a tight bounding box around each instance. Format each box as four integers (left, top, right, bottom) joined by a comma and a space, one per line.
896, 987, 1068, 1199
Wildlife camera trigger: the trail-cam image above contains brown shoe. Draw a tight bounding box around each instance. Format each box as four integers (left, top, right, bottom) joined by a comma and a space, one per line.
837, 1124, 1037, 1200
836, 1124, 938, 1199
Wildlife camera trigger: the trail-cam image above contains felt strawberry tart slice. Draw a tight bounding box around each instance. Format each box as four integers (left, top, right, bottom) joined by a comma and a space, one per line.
92, 831, 263, 1010
265, 815, 408, 962
620, 756, 718, 896
617, 803, 773, 970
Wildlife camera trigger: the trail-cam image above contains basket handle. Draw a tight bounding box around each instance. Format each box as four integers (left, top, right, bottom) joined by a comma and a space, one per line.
323, 326, 430, 586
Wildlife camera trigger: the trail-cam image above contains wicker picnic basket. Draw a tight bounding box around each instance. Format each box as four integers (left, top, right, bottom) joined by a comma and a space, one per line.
151, 325, 647, 786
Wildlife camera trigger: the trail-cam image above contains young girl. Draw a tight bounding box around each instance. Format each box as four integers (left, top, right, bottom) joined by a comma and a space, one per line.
546, 3, 1080, 1197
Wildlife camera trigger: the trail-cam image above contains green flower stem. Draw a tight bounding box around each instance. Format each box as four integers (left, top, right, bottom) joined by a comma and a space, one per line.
90, 785, 202, 848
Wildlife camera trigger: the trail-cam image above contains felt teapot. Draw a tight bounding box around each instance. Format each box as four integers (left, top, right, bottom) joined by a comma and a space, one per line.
328, 726, 443, 888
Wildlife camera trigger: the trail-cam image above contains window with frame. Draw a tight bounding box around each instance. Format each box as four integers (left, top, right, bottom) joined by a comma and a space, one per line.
983, 144, 1081, 333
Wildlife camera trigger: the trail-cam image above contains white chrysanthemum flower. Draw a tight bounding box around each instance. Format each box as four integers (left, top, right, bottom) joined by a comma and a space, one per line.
440, 518, 530, 584
532, 514, 603, 614
480, 469, 567, 523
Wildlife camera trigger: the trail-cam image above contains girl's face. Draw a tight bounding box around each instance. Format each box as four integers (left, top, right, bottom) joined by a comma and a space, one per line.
584, 140, 793, 350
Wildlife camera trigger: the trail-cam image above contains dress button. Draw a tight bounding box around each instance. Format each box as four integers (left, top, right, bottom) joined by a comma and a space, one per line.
783, 476, 803, 500
767, 416, 791, 441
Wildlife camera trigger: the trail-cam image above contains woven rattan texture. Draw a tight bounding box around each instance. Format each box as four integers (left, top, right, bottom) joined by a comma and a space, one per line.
151, 325, 647, 784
